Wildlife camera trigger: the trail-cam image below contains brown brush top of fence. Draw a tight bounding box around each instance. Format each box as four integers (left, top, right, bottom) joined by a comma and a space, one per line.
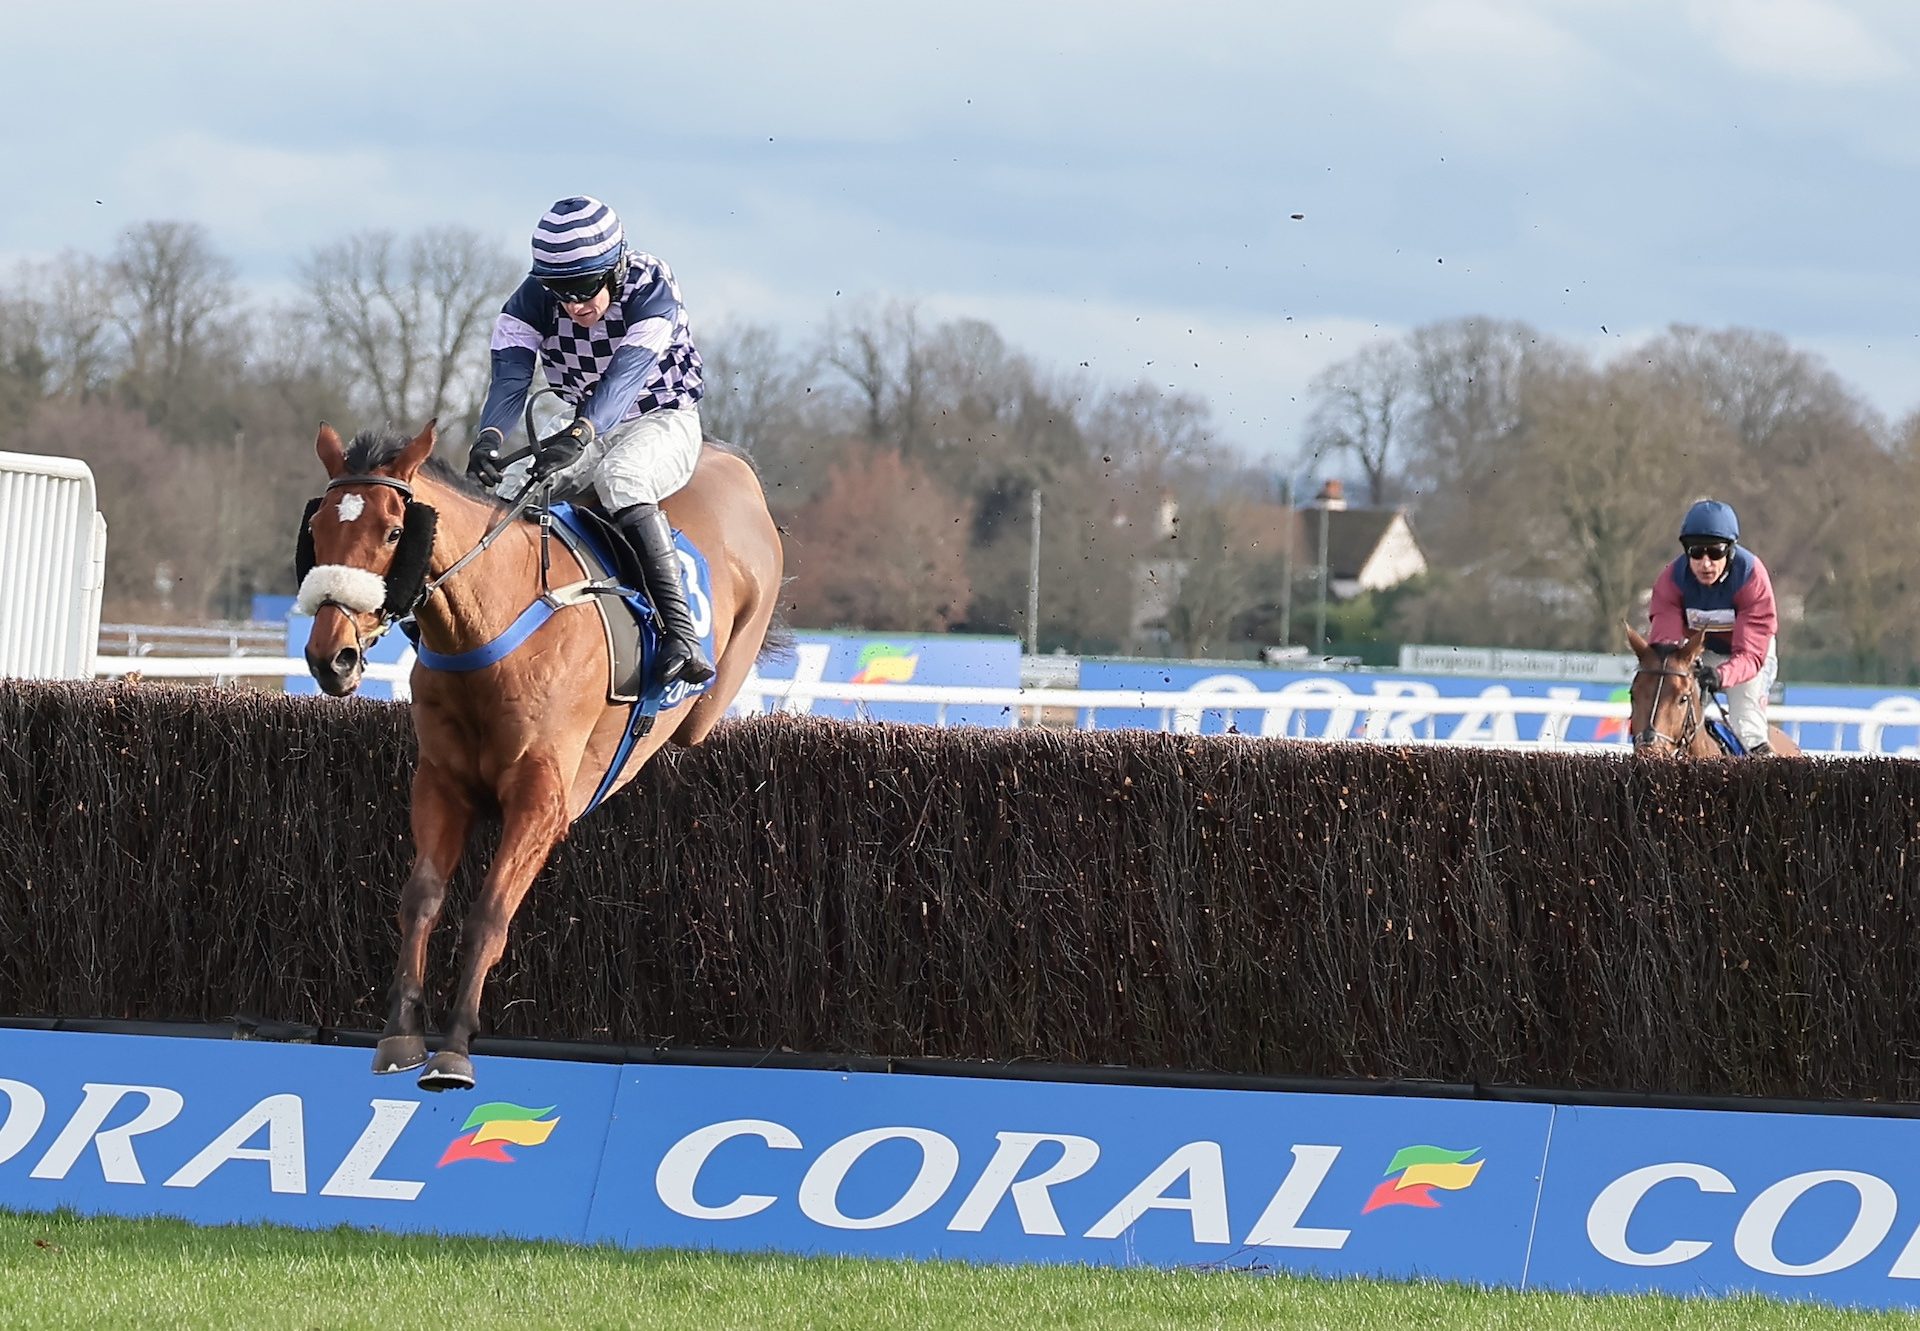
3, 680, 1918, 1102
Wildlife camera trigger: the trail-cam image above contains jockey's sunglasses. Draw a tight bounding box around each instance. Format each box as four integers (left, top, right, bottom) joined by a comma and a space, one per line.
541, 273, 609, 304
1685, 542, 1731, 562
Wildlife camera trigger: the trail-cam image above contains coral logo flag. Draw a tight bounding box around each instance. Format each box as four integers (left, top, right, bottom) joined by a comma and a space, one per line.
438, 1102, 562, 1167
1363, 1144, 1484, 1214
849, 643, 918, 684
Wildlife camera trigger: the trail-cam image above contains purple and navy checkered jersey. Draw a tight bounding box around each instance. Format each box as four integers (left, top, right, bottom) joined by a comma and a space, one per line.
477, 251, 703, 439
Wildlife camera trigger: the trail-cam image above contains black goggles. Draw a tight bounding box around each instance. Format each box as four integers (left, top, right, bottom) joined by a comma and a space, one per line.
540, 272, 610, 303
1685, 542, 1731, 561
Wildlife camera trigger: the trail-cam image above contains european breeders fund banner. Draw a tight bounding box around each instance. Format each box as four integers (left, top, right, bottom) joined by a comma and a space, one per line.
3, 1030, 1920, 1309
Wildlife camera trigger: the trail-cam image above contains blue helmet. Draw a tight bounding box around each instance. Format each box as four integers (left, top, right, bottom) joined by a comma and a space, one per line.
529, 196, 628, 288
1680, 498, 1739, 546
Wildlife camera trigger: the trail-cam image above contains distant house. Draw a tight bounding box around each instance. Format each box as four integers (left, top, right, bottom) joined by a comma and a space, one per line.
1297, 480, 1426, 600
1212, 479, 1426, 597
1126, 480, 1427, 647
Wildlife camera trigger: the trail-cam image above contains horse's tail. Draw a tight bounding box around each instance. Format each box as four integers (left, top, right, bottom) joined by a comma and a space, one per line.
758, 611, 796, 664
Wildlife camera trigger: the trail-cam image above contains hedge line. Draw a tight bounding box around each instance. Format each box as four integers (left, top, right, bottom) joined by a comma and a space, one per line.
2, 680, 1917, 1102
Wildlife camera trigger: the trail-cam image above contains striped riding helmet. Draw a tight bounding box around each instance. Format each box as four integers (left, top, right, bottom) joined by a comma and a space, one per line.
529, 196, 628, 286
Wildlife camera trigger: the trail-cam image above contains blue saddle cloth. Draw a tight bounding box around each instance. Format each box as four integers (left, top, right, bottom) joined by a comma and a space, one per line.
546, 502, 717, 716
1704, 717, 1746, 757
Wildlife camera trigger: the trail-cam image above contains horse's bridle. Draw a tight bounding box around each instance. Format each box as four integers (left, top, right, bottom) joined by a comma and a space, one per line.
301, 469, 543, 652
1631, 664, 1701, 752
299, 391, 572, 656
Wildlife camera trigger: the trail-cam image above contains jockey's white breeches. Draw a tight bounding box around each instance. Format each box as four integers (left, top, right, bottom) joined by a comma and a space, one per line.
498, 405, 702, 511
1703, 638, 1778, 751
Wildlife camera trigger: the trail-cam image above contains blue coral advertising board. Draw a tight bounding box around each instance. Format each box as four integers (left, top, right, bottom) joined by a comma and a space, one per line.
1078, 659, 1628, 744
585, 1066, 1550, 1280
735, 631, 1022, 727
1527, 1104, 1920, 1309
9, 1028, 1920, 1309
0, 1029, 616, 1241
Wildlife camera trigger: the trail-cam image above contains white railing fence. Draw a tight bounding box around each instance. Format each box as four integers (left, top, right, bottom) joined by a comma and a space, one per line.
83, 653, 1920, 756
0, 453, 106, 680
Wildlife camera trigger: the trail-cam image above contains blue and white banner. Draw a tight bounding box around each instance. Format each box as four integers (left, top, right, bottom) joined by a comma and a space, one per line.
8, 1028, 1920, 1310
1080, 660, 1920, 755
586, 1066, 1548, 1280
737, 632, 1022, 728
1079, 660, 1629, 745
0, 1030, 616, 1241
1778, 685, 1920, 757
1529, 1104, 1920, 1308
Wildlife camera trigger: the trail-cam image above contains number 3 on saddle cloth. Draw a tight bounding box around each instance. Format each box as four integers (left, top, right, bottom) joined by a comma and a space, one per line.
401, 500, 717, 815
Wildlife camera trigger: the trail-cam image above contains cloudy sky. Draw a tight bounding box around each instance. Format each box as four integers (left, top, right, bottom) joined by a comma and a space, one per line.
7, 0, 1920, 463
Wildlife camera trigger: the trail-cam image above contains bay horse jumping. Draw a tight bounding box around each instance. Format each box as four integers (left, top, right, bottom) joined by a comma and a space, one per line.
297, 418, 784, 1090
1625, 625, 1800, 758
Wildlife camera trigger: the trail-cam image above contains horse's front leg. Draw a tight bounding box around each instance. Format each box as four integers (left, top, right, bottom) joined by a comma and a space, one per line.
373, 763, 474, 1074
418, 758, 570, 1092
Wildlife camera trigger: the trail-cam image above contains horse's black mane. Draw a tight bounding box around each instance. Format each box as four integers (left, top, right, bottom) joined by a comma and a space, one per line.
343, 428, 513, 509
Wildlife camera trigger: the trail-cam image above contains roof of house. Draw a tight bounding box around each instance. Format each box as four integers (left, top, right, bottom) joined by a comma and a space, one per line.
1222, 501, 1410, 580
1321, 508, 1402, 580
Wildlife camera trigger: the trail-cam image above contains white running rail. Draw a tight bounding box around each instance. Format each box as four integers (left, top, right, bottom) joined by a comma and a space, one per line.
1, 452, 107, 680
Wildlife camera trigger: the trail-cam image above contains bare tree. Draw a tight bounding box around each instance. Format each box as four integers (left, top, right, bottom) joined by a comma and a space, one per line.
1401, 317, 1576, 562
109, 221, 240, 431
1639, 325, 1884, 587
300, 226, 516, 430
1795, 410, 1920, 675
1163, 502, 1264, 658
698, 321, 840, 504
1303, 339, 1415, 505
1524, 357, 1734, 647
821, 299, 939, 454
1, 255, 118, 407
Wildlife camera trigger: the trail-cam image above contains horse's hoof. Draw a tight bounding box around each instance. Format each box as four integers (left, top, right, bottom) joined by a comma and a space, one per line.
418, 1051, 475, 1093
372, 1035, 428, 1074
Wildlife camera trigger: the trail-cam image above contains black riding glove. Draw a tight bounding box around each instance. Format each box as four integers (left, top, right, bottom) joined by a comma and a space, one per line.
466, 427, 507, 487
532, 418, 595, 478
1694, 661, 1723, 694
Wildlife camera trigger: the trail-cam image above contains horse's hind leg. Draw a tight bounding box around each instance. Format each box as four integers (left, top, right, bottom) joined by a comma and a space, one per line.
419, 758, 569, 1092
374, 764, 473, 1074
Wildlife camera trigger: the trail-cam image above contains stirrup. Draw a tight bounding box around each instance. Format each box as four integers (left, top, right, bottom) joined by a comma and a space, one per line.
656, 640, 715, 686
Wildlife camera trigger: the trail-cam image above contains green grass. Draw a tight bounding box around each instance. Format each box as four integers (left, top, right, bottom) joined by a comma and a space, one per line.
0, 1208, 1908, 1330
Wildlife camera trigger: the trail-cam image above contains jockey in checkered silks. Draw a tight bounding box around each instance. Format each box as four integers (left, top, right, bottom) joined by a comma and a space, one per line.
467, 195, 713, 687
1647, 498, 1781, 755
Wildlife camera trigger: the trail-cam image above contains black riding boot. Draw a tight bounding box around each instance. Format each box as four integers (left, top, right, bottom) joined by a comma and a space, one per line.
1749, 741, 1772, 756
614, 502, 715, 687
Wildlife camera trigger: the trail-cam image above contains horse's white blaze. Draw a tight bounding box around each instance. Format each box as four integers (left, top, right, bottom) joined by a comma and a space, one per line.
295, 565, 388, 616
335, 494, 366, 522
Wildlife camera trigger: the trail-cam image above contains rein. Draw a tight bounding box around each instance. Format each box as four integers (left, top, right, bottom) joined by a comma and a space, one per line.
312, 391, 597, 661
318, 467, 551, 649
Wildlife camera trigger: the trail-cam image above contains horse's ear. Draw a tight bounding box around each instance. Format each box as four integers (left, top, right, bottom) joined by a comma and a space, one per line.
1625, 624, 1651, 657
393, 419, 437, 481
316, 424, 347, 478
1680, 627, 1708, 659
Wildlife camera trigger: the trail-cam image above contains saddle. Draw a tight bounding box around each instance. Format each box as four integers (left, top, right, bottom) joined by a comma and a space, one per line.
543, 502, 715, 709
